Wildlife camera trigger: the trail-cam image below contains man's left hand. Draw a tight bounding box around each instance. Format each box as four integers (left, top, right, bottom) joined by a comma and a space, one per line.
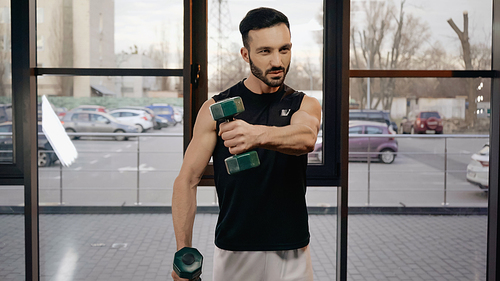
219, 119, 262, 155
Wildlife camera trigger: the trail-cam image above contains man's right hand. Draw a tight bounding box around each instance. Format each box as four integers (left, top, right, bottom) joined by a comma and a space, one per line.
171, 270, 189, 281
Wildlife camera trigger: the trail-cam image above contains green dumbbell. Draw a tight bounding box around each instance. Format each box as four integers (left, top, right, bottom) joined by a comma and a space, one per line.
173, 247, 203, 280
209, 96, 260, 175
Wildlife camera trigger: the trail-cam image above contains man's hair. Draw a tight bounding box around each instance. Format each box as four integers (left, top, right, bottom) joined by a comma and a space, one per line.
239, 7, 290, 50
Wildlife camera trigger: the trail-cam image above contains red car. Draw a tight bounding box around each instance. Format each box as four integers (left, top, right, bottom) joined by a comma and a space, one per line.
400, 111, 443, 134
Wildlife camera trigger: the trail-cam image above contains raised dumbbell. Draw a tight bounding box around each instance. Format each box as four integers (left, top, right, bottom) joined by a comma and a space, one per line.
173, 247, 203, 280
209, 96, 260, 175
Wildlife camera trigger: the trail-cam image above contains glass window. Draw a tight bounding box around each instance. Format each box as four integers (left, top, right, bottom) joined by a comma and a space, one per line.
420, 111, 441, 119
38, 76, 184, 205
36, 0, 184, 68
207, 0, 325, 173
350, 77, 490, 134
110, 112, 120, 118
207, 1, 323, 93
0, 1, 12, 163
349, 126, 363, 134
38, 76, 185, 279
364, 126, 383, 134
349, 77, 491, 206
122, 112, 137, 117
91, 114, 109, 123
350, 0, 492, 70
478, 145, 489, 156
349, 112, 368, 120
151, 106, 173, 115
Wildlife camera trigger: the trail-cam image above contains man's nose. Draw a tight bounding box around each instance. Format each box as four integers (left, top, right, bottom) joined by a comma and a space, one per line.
270, 51, 282, 67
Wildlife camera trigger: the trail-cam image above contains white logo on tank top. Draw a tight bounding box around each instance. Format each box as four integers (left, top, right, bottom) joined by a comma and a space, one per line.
281, 109, 291, 116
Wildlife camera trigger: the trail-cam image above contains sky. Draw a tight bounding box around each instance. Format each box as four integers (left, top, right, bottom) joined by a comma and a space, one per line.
114, 0, 493, 66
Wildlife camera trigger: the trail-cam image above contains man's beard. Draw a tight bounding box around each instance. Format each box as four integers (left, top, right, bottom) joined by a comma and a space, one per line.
249, 56, 290, 88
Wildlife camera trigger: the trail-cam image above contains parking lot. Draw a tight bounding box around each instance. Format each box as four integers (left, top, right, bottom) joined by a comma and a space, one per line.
0, 124, 489, 207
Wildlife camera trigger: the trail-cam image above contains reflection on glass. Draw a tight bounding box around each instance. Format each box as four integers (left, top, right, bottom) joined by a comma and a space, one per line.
53, 248, 78, 281
350, 0, 492, 70
36, 0, 183, 68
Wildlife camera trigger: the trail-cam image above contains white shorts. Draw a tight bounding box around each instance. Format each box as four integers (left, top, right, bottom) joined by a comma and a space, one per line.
212, 245, 313, 281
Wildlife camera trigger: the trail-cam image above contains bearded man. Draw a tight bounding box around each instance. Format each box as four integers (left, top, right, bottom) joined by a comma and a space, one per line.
172, 7, 321, 281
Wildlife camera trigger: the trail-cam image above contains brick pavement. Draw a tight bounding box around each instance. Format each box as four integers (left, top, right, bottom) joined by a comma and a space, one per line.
0, 214, 487, 281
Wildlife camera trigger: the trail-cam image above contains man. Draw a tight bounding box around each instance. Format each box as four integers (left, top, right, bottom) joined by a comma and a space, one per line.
172, 7, 321, 281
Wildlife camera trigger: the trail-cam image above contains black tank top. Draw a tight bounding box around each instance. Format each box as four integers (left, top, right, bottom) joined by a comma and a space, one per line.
212, 80, 310, 251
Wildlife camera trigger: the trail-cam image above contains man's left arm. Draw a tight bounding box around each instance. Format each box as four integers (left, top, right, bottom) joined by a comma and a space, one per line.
219, 95, 322, 156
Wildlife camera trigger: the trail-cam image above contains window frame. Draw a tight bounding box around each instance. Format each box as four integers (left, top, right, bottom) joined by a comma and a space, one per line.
3, 0, 500, 281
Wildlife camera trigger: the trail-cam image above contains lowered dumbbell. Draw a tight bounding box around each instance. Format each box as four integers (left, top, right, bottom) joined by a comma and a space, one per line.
173, 247, 203, 280
209, 96, 260, 175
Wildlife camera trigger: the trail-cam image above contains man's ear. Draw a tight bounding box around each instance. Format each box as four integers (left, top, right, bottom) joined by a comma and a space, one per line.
240, 47, 250, 63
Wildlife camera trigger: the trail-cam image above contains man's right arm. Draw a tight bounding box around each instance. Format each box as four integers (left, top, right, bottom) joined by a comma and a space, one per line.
172, 99, 217, 251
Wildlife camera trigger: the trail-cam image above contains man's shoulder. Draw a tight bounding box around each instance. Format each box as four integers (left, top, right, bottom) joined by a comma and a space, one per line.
281, 84, 305, 100
213, 81, 244, 102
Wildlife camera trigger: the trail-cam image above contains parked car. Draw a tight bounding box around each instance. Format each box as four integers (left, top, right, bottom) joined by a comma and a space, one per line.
59, 105, 108, 120
466, 144, 489, 190
0, 121, 58, 167
108, 109, 154, 133
154, 115, 171, 129
61, 111, 138, 141
0, 103, 12, 123
349, 109, 397, 133
173, 107, 183, 124
348, 121, 398, 164
400, 111, 443, 134
309, 121, 398, 164
146, 104, 178, 127
308, 121, 398, 164
112, 106, 160, 129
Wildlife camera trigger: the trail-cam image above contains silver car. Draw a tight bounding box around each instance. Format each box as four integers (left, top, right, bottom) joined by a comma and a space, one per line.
61, 111, 138, 141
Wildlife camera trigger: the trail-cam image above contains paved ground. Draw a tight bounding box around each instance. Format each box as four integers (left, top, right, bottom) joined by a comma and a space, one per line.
0, 214, 487, 281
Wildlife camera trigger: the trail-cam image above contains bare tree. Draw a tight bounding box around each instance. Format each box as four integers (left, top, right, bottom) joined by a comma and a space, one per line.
351, 0, 431, 110
447, 13, 472, 70
208, 42, 249, 92
351, 0, 392, 109
447, 12, 490, 126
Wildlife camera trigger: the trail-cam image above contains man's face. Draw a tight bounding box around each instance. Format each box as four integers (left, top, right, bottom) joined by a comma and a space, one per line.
243, 23, 292, 88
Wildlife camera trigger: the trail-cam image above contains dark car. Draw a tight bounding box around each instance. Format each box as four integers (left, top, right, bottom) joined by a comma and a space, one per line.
0, 121, 58, 167
146, 104, 178, 127
400, 111, 443, 134
349, 109, 398, 133
154, 115, 171, 129
0, 104, 12, 123
309, 121, 398, 164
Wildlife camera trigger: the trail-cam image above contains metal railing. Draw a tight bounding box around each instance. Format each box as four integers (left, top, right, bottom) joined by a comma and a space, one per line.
0, 132, 490, 207
347, 134, 489, 206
